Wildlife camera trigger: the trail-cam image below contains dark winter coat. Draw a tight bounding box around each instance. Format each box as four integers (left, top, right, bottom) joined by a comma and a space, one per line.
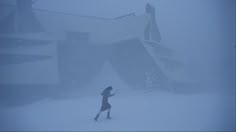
100, 87, 114, 111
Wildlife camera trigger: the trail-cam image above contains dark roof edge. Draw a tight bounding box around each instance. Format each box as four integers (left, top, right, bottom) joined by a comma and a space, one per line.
0, 3, 127, 20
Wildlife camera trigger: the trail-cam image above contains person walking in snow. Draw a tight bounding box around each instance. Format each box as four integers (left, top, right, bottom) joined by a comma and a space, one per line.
94, 86, 116, 121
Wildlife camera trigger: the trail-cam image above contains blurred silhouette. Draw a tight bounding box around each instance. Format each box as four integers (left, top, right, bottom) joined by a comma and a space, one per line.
94, 86, 116, 121
144, 3, 161, 42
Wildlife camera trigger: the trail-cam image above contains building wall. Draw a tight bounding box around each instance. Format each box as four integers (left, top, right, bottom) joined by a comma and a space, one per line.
0, 35, 59, 84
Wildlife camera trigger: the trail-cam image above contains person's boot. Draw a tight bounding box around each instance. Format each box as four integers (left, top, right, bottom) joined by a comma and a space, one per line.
94, 113, 100, 121
107, 111, 111, 119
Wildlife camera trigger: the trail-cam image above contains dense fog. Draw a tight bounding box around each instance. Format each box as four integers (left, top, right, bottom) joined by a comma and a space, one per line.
0, 0, 235, 131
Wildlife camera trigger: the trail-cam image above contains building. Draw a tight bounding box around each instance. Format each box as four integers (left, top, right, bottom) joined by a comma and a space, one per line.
0, 0, 177, 104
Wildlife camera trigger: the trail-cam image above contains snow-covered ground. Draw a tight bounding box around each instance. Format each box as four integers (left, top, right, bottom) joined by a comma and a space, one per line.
0, 90, 234, 131
0, 50, 234, 131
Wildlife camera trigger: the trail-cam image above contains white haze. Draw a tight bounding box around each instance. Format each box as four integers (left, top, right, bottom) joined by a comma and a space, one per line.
0, 0, 235, 131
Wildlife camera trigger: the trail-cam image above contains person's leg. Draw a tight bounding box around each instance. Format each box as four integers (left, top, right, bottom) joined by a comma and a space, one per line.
107, 108, 111, 119
94, 111, 102, 121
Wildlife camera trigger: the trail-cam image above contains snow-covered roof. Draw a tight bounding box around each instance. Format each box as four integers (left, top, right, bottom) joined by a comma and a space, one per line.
34, 10, 150, 44
142, 40, 193, 83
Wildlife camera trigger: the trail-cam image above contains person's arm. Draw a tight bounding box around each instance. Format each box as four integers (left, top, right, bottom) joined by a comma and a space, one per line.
108, 93, 115, 97
108, 90, 118, 97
